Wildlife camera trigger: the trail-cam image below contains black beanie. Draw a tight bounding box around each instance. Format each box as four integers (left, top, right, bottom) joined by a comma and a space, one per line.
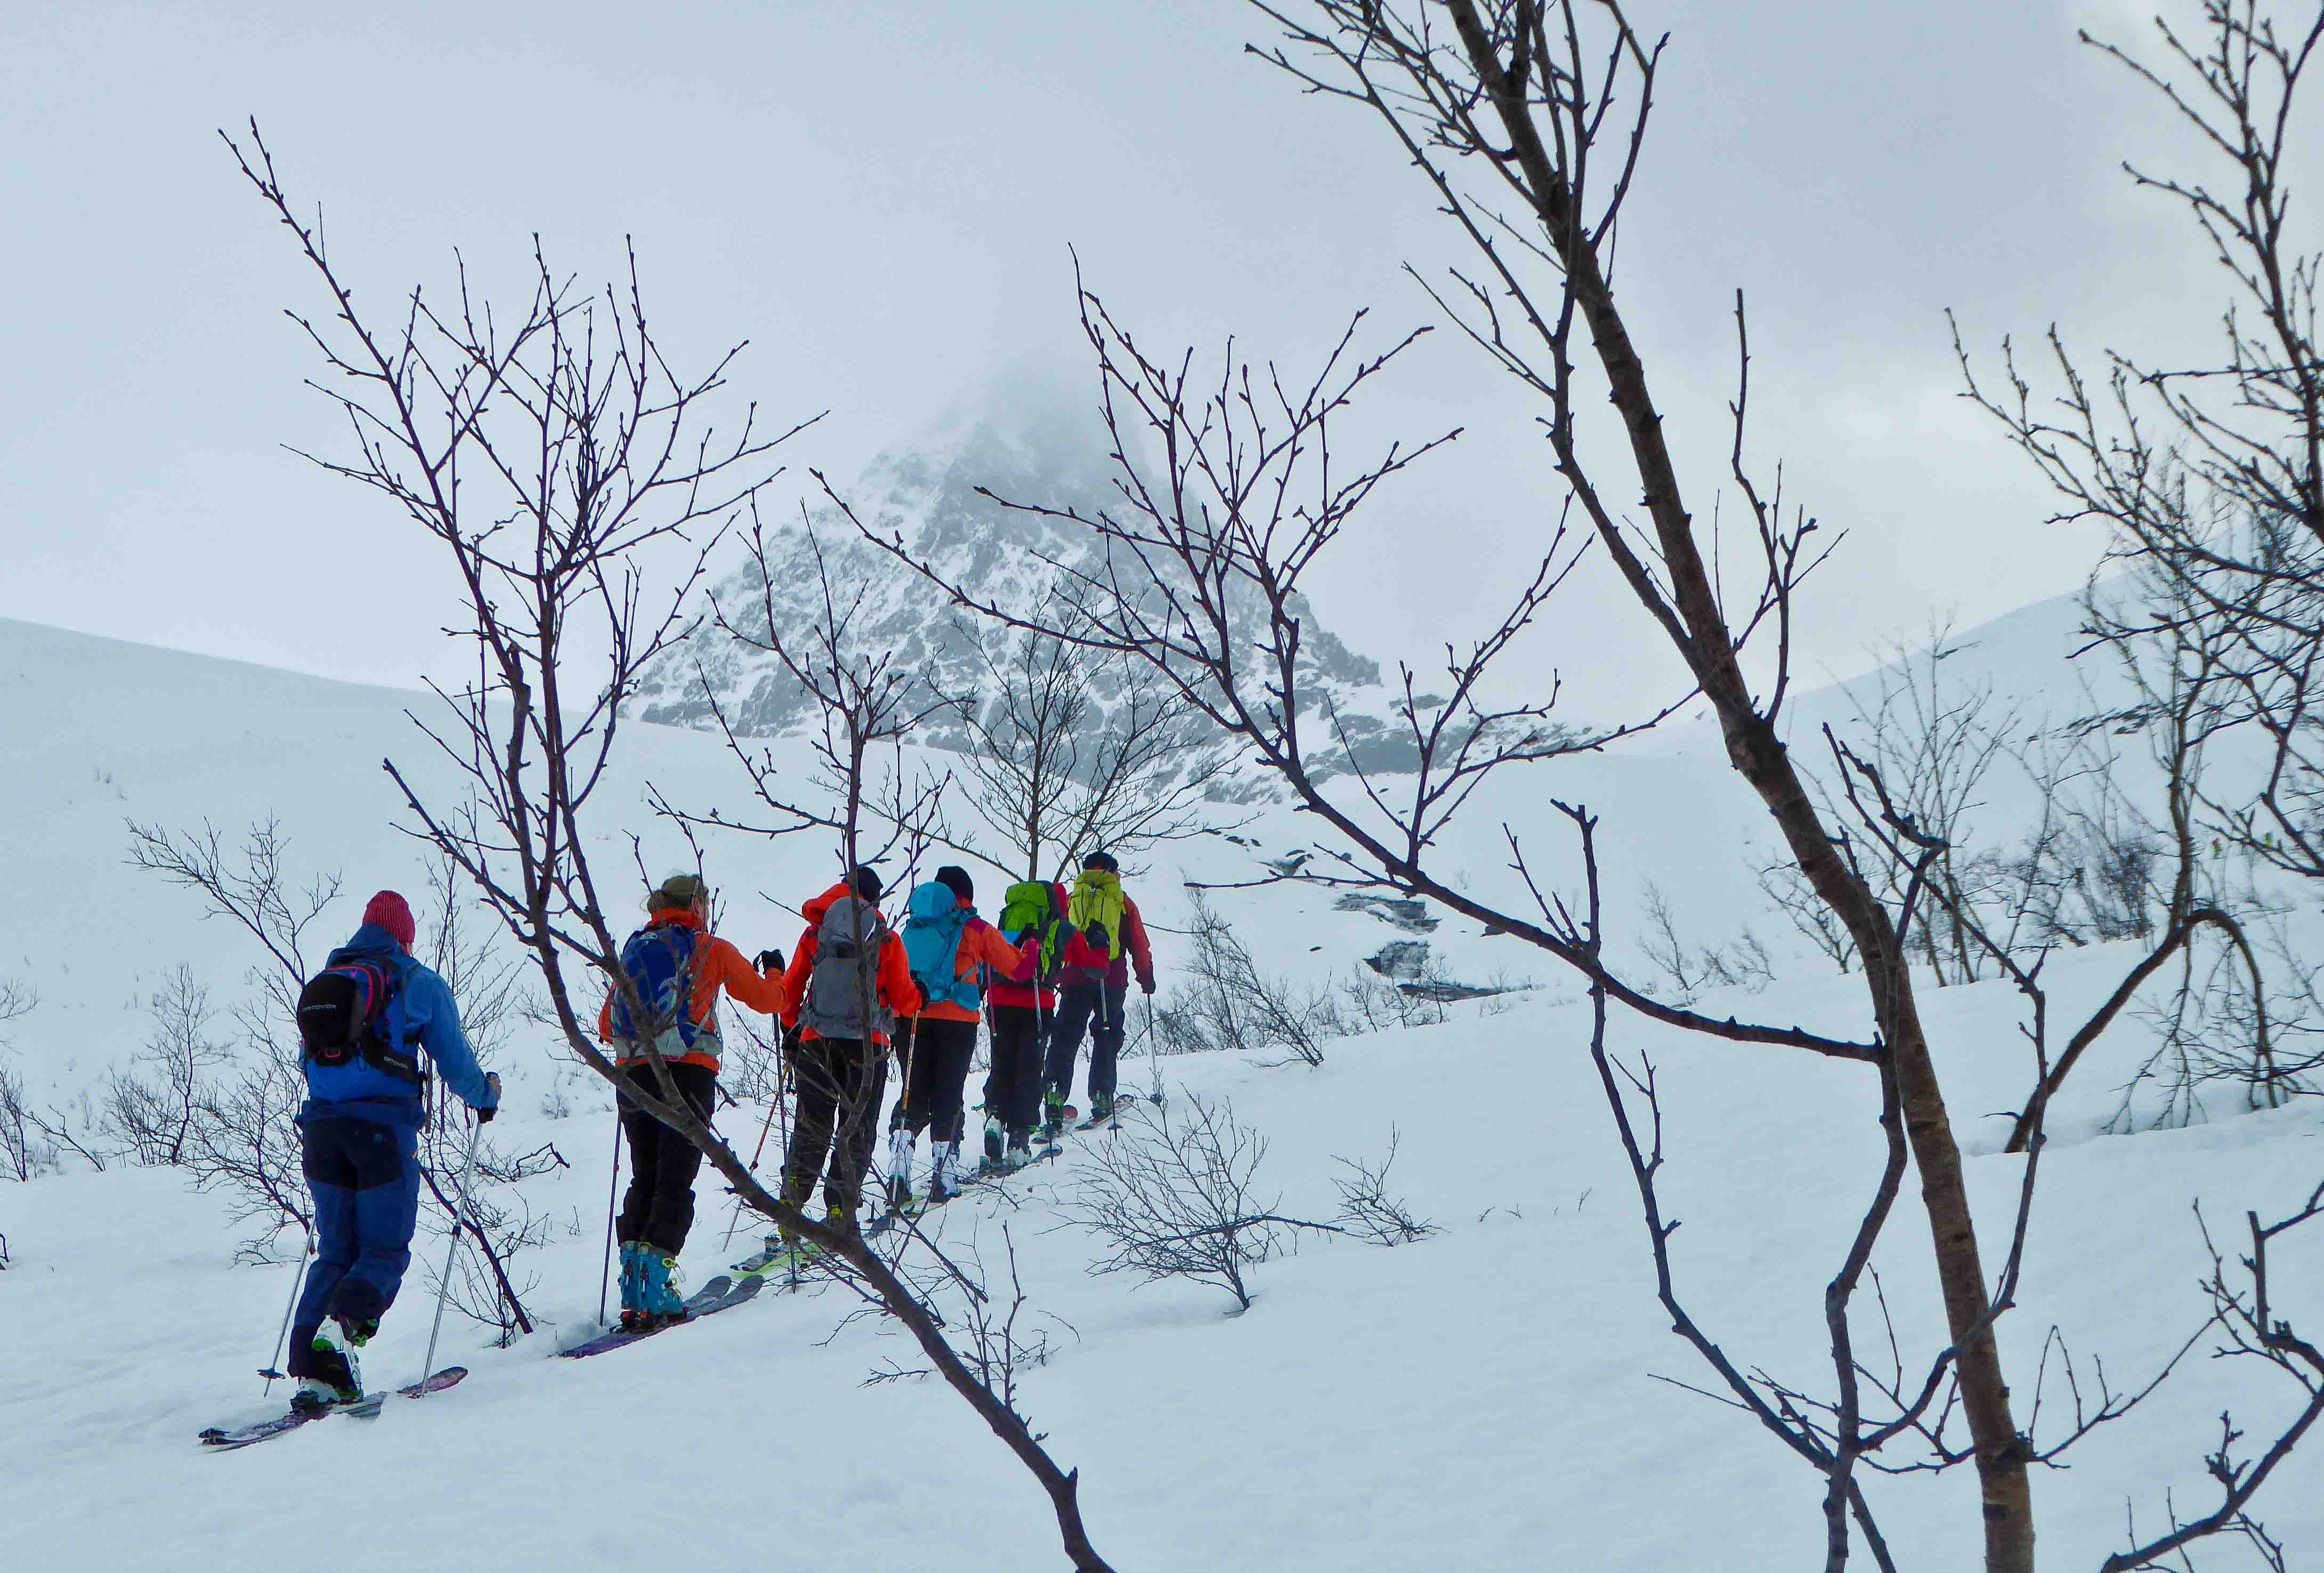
1083, 850, 1119, 873
852, 865, 885, 901
934, 865, 974, 903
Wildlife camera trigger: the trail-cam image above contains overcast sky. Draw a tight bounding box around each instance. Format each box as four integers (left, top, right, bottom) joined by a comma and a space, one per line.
1, 0, 2260, 720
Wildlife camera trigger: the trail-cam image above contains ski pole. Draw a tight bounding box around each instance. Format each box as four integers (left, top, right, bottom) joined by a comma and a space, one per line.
746, 1088, 781, 1170
598, 1087, 622, 1325
259, 1224, 314, 1392
722, 1090, 779, 1253
417, 1117, 484, 1396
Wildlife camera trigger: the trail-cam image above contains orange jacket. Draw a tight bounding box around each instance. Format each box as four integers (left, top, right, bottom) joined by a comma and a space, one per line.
596, 907, 785, 1071
778, 883, 920, 1045
909, 898, 1027, 1025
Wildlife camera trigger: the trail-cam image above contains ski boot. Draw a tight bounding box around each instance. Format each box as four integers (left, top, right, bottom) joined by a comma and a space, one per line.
928, 1140, 963, 1205
755, 1220, 815, 1277
885, 1126, 916, 1214
292, 1329, 363, 1414
1087, 1092, 1114, 1125
1000, 1139, 1034, 1174
982, 1114, 1005, 1171
639, 1248, 688, 1328
617, 1240, 651, 1332
1040, 1088, 1067, 1141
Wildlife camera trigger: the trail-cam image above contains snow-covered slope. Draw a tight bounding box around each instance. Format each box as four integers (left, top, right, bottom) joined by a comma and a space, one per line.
3, 600, 2321, 1569
6, 962, 2319, 1570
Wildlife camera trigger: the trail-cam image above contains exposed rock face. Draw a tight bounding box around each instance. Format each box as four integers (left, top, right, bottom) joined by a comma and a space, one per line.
1333, 893, 1439, 933
629, 389, 1404, 781
1366, 940, 1431, 980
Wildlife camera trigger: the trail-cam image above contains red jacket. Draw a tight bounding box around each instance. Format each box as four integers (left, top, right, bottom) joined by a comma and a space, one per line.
1059, 893, 1155, 992
595, 907, 784, 1071
778, 883, 920, 1046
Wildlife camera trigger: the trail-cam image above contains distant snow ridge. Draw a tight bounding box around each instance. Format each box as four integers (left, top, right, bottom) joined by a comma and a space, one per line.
629, 401, 1416, 778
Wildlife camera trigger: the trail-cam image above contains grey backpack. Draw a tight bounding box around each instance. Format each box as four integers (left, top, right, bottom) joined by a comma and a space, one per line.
801, 896, 893, 1042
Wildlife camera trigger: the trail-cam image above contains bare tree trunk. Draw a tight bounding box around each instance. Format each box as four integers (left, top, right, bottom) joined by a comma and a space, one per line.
1421, 6, 2034, 1556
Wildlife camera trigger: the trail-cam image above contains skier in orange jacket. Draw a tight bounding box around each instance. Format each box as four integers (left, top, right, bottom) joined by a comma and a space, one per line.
775, 866, 919, 1236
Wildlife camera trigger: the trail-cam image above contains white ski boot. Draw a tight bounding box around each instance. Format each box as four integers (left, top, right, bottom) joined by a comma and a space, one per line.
886, 1125, 916, 1212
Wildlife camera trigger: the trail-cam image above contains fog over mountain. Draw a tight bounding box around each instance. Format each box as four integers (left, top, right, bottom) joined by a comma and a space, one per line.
629, 376, 1422, 780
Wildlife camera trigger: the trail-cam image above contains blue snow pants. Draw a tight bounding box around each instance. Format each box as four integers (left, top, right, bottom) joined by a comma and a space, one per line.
288, 1116, 420, 1374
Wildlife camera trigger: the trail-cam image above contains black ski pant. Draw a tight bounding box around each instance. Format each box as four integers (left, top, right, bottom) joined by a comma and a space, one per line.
1045, 981, 1128, 1107
617, 1059, 718, 1256
986, 1003, 1047, 1142
890, 1017, 977, 1143
781, 1035, 889, 1219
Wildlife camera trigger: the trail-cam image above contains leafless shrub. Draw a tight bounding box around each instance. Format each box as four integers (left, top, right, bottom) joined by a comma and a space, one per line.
26, 1091, 110, 1174
1329, 1129, 1435, 1246
183, 1052, 315, 1259
101, 966, 231, 1166
1167, 891, 1336, 1066
0, 1053, 58, 1182
537, 1071, 577, 1122
0, 985, 66, 1182
1638, 881, 1774, 1004
1758, 856, 1859, 975
1333, 962, 1452, 1031
1062, 1092, 1315, 1312
2114, 908, 2323, 1132
127, 817, 342, 1031
944, 1223, 1074, 1399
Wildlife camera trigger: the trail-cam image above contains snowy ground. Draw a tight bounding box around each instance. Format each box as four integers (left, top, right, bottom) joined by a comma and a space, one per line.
4, 608, 2322, 1569
8, 964, 2323, 1569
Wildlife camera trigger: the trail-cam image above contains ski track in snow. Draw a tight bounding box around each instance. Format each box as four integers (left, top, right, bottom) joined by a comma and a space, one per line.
3, 607, 2322, 1569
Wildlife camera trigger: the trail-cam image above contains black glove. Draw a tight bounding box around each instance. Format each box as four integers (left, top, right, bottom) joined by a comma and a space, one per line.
476, 1071, 501, 1124
756, 948, 784, 973
1140, 978, 1156, 996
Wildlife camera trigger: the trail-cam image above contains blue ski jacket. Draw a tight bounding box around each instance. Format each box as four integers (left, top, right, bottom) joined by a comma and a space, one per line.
297, 923, 499, 1131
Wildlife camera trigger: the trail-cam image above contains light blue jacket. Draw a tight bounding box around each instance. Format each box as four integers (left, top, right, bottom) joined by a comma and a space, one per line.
297, 923, 499, 1131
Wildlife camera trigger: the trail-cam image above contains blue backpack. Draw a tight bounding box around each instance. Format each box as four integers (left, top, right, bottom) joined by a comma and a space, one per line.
901, 882, 980, 1012
609, 923, 709, 1056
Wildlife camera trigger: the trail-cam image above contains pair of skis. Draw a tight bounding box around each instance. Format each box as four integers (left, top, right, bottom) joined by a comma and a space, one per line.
556, 1272, 766, 1360
198, 1366, 468, 1450
1069, 1089, 1153, 1132
726, 1200, 906, 1285
203, 1264, 780, 1447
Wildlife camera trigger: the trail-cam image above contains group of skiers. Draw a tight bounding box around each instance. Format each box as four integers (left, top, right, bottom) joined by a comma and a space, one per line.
280, 854, 1155, 1409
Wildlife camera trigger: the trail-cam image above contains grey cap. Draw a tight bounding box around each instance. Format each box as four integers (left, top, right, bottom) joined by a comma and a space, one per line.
649, 873, 709, 911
